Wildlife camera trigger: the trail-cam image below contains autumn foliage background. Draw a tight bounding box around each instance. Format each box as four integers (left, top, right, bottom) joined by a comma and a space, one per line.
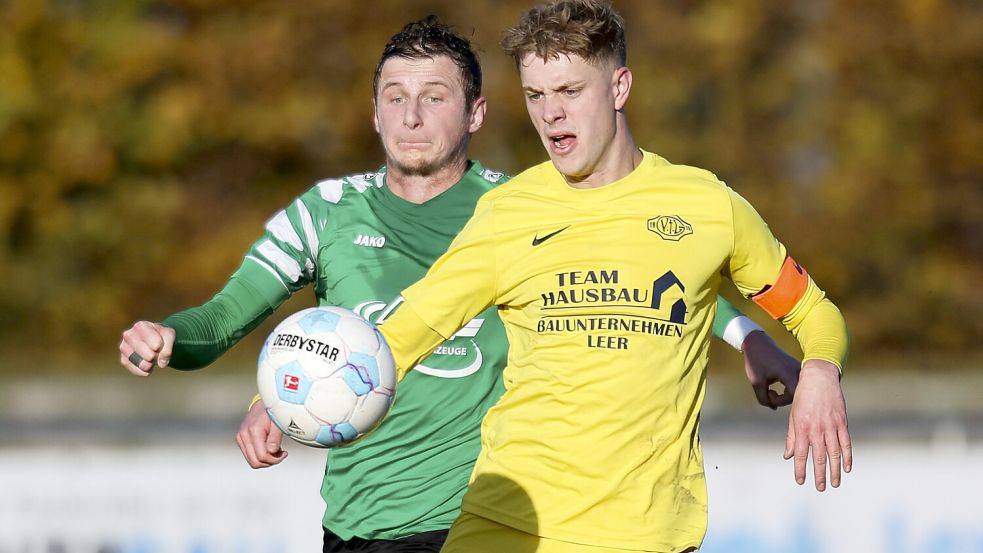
0, 0, 980, 374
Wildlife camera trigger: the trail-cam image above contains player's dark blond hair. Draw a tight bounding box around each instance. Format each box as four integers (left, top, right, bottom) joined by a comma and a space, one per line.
501, 0, 627, 68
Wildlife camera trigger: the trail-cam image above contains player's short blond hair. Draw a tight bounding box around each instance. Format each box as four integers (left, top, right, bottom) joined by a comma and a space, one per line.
501, 0, 627, 68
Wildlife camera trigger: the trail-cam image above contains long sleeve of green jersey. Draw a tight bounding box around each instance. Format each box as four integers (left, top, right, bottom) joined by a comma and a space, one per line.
162, 193, 321, 370
162, 261, 293, 369
713, 295, 744, 340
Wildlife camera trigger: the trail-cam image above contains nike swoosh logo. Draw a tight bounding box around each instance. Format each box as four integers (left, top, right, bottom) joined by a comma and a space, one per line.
532, 225, 570, 246
413, 340, 483, 379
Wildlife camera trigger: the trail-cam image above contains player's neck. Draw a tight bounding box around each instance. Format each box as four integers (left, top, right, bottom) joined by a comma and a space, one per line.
386, 156, 469, 204
564, 118, 642, 190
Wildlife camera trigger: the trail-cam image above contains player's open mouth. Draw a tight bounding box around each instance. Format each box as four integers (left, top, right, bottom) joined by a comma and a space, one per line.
548, 133, 576, 154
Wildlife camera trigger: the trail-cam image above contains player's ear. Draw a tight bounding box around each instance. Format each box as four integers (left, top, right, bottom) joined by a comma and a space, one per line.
372, 100, 381, 133
612, 67, 632, 111
467, 96, 487, 134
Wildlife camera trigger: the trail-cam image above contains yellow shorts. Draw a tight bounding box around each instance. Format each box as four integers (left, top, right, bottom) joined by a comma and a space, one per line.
441, 511, 695, 553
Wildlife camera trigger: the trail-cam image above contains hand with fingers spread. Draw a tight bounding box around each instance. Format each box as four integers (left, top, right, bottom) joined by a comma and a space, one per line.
741, 330, 800, 409
119, 321, 176, 376
784, 359, 852, 491
236, 399, 288, 469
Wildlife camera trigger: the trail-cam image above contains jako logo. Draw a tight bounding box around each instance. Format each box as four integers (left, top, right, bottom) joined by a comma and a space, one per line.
647, 215, 693, 241
353, 234, 386, 248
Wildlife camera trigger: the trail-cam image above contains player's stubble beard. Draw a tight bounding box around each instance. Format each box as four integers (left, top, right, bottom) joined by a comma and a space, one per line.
386, 112, 473, 178
389, 136, 470, 177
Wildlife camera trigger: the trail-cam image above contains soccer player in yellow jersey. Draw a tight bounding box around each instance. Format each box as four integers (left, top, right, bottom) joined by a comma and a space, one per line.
376, 1, 852, 551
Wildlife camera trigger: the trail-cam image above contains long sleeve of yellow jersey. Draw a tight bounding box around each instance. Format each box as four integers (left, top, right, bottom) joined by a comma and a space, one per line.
725, 187, 849, 370
378, 198, 499, 381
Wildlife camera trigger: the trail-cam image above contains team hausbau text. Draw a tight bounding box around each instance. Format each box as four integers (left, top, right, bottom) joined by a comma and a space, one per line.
537, 269, 687, 350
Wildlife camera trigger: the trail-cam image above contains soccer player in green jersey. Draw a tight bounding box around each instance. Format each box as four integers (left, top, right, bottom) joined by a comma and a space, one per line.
119, 15, 800, 553
372, 2, 853, 552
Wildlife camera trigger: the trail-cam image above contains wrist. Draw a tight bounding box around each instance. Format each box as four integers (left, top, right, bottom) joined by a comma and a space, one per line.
248, 393, 263, 412
801, 359, 842, 379
725, 316, 763, 352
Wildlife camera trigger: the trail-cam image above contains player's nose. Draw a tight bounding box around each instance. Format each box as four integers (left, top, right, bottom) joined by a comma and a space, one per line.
541, 95, 565, 123
402, 101, 423, 129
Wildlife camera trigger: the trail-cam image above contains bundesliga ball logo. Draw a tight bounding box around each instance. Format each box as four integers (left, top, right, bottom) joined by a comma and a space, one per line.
257, 306, 397, 448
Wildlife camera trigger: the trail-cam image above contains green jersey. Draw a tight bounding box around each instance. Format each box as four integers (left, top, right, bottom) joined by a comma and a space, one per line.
166, 161, 510, 539
162, 160, 750, 540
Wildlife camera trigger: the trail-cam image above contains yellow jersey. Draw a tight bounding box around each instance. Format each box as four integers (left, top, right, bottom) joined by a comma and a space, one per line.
379, 151, 847, 550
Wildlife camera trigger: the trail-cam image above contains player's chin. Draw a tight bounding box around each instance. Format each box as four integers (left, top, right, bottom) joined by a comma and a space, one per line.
549, 156, 586, 178
393, 158, 444, 177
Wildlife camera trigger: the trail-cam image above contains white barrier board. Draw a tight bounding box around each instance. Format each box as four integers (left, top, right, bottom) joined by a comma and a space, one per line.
0, 442, 980, 552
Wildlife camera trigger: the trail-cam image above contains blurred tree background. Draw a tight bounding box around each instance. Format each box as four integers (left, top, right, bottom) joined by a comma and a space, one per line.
0, 0, 980, 373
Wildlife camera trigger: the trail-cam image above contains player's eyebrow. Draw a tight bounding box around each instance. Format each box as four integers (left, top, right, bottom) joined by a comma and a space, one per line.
553, 80, 585, 91
380, 80, 453, 93
523, 80, 585, 94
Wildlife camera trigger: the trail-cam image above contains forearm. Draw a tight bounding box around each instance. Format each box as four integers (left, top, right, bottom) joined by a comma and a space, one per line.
164, 261, 291, 370
786, 289, 849, 370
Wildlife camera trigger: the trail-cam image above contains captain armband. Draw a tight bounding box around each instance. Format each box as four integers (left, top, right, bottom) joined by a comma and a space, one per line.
750, 256, 810, 320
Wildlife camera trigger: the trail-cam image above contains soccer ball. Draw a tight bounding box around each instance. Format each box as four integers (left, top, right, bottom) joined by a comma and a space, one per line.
257, 306, 396, 448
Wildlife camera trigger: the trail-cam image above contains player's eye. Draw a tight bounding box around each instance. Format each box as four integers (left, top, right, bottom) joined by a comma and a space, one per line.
563, 88, 580, 97
390, 96, 405, 105
526, 92, 543, 102
425, 96, 443, 104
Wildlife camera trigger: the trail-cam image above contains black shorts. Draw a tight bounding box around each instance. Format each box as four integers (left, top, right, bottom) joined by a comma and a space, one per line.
323, 527, 449, 553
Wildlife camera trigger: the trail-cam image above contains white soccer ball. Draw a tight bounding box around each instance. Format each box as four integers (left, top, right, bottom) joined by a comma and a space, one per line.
257, 306, 396, 448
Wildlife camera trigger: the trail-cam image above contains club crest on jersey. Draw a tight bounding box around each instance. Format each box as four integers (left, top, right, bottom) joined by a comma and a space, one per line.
647, 215, 693, 241
481, 168, 505, 182
353, 234, 386, 248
